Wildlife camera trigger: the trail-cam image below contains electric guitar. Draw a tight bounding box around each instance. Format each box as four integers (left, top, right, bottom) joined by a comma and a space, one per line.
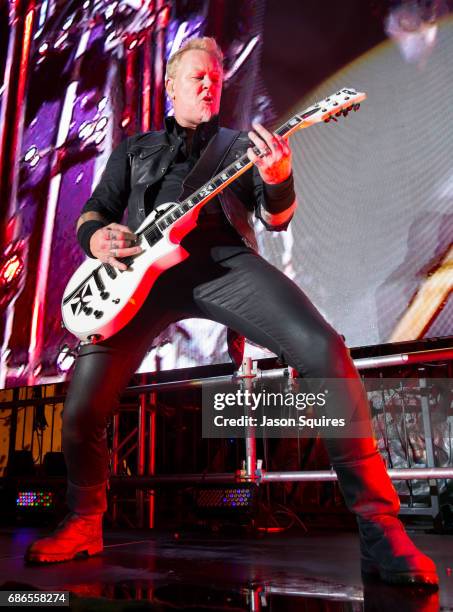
62, 88, 366, 342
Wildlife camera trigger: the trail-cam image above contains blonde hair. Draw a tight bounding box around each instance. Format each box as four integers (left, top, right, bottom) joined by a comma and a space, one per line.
165, 37, 223, 81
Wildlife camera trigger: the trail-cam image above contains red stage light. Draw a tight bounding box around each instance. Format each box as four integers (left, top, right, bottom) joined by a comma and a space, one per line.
0, 254, 23, 286
159, 5, 171, 28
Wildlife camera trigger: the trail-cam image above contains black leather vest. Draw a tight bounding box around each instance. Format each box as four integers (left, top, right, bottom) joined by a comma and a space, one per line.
125, 129, 259, 251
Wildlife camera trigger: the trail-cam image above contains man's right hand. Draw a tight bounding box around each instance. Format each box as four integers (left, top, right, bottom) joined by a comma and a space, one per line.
90, 223, 143, 271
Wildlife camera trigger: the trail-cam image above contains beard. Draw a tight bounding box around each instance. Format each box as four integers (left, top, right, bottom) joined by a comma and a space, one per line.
197, 98, 219, 123
198, 107, 215, 123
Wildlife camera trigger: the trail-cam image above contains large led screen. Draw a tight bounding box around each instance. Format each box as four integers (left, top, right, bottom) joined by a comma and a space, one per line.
0, 0, 451, 387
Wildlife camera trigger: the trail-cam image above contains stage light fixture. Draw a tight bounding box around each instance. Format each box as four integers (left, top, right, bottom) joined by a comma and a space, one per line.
16, 490, 55, 510
43, 451, 67, 477
7, 451, 35, 477
194, 483, 258, 519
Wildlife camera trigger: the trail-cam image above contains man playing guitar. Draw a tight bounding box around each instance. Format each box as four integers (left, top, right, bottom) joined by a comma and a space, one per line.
26, 37, 438, 588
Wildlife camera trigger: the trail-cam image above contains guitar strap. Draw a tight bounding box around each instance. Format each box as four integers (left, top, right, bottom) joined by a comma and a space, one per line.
178, 126, 246, 370
178, 127, 241, 202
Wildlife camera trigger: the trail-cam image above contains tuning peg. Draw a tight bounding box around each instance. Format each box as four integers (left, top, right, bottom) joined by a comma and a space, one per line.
324, 116, 331, 123
342, 109, 349, 117
353, 103, 361, 111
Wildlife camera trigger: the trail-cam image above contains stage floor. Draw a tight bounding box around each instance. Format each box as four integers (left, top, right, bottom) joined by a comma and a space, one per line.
0, 527, 450, 610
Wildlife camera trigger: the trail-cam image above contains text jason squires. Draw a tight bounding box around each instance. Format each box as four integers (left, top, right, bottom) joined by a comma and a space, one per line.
212, 390, 346, 428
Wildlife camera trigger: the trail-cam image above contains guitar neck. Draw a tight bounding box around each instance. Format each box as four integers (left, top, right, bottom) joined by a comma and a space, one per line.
182, 105, 321, 208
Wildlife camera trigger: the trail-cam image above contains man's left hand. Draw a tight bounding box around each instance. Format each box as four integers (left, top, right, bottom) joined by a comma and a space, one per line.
247, 123, 292, 185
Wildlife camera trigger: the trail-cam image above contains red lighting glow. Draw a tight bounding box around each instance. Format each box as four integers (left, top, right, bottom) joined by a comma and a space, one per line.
12, 4, 35, 171
0, 254, 23, 286
159, 6, 171, 28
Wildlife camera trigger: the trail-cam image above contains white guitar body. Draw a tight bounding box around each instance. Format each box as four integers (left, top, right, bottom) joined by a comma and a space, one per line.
62, 202, 199, 342
62, 88, 366, 342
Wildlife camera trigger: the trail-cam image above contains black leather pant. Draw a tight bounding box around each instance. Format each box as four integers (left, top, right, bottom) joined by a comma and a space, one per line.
63, 247, 376, 513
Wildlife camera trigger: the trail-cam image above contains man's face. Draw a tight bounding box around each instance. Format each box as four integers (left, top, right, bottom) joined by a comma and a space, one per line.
166, 49, 223, 129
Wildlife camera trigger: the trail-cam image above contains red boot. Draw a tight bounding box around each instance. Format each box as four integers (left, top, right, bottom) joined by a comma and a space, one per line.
25, 513, 103, 564
334, 452, 439, 587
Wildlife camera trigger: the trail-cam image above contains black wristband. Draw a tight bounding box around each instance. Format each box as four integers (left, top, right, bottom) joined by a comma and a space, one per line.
263, 173, 295, 214
77, 220, 106, 258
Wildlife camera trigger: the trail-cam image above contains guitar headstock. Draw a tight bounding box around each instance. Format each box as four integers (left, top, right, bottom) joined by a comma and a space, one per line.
297, 88, 367, 126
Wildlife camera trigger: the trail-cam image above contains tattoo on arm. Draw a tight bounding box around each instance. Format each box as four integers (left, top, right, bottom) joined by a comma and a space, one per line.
76, 211, 108, 232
